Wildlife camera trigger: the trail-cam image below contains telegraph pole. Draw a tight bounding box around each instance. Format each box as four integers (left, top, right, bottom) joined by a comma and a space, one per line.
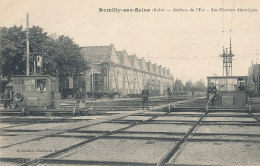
220, 38, 234, 76
26, 13, 30, 75
91, 64, 94, 106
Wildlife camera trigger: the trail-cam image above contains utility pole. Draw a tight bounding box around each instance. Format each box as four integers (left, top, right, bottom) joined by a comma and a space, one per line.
91, 64, 94, 107
26, 13, 30, 75
91, 55, 96, 112
220, 38, 234, 76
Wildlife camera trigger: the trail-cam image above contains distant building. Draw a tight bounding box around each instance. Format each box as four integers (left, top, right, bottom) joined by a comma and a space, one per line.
248, 62, 260, 96
61, 44, 174, 98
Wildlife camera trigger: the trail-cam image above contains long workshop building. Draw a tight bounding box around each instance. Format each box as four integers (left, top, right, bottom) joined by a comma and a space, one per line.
61, 44, 174, 98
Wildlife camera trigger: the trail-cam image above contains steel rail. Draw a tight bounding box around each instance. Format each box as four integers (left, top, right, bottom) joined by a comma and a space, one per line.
38, 158, 157, 166
108, 120, 196, 125
165, 163, 220, 166
21, 116, 162, 165
157, 111, 207, 166
102, 135, 181, 141
146, 121, 196, 125
0, 98, 199, 165
0, 157, 30, 164
200, 121, 260, 125
186, 138, 260, 143
191, 132, 260, 137
250, 113, 260, 122
1, 111, 142, 149
137, 113, 203, 117
206, 114, 254, 117
20, 102, 184, 166
1, 135, 49, 149
37, 114, 166, 159
140, 113, 204, 116
0, 123, 33, 129
115, 130, 186, 136
0, 118, 82, 123
201, 120, 258, 123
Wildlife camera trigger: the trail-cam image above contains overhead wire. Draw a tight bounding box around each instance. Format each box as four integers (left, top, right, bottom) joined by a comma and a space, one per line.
146, 54, 257, 59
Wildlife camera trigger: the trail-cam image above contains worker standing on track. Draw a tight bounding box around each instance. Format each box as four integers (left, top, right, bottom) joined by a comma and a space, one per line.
142, 86, 149, 110
73, 88, 86, 111
207, 82, 217, 106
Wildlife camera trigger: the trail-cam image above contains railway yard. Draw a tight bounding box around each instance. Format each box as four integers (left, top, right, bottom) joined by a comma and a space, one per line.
1, 0, 260, 165
0, 96, 260, 166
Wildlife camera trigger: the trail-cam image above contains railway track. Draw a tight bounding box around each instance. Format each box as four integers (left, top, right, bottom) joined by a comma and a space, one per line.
0, 96, 183, 117
0, 97, 260, 166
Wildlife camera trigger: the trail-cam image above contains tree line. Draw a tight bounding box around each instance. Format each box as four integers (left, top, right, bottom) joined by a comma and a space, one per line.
0, 25, 207, 94
0, 25, 89, 80
174, 79, 207, 93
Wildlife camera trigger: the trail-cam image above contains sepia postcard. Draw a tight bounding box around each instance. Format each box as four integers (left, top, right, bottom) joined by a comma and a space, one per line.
0, 0, 260, 165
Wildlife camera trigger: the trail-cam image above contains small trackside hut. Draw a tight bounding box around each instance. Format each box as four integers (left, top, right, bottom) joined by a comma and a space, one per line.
207, 76, 248, 108
11, 75, 60, 113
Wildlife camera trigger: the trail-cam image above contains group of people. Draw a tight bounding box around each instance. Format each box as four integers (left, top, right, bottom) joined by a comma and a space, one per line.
1, 80, 246, 110
1, 83, 46, 109
70, 87, 151, 111
207, 81, 246, 106
70, 87, 151, 110
3, 81, 246, 110
71, 87, 151, 110
70, 81, 245, 109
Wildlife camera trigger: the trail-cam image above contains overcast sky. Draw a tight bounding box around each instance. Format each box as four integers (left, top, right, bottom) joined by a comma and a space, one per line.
0, 0, 259, 82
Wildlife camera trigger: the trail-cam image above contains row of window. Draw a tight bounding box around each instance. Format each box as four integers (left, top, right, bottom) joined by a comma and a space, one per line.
14, 79, 47, 91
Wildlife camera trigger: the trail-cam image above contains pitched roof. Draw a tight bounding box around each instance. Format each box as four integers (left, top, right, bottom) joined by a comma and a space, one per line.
80, 44, 172, 78
166, 69, 170, 77
80, 44, 120, 64
128, 54, 141, 70
157, 65, 162, 75
152, 63, 159, 75
145, 61, 154, 74
162, 67, 166, 77
116, 50, 132, 67
137, 58, 148, 72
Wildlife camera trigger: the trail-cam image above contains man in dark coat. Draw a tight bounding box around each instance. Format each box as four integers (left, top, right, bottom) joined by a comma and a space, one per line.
207, 82, 217, 106
238, 82, 245, 91
142, 86, 149, 110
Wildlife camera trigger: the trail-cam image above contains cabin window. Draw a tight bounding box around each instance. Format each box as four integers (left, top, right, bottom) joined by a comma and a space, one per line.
36, 79, 46, 89
209, 77, 246, 92
24, 79, 35, 91
18, 79, 24, 85
237, 77, 245, 91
